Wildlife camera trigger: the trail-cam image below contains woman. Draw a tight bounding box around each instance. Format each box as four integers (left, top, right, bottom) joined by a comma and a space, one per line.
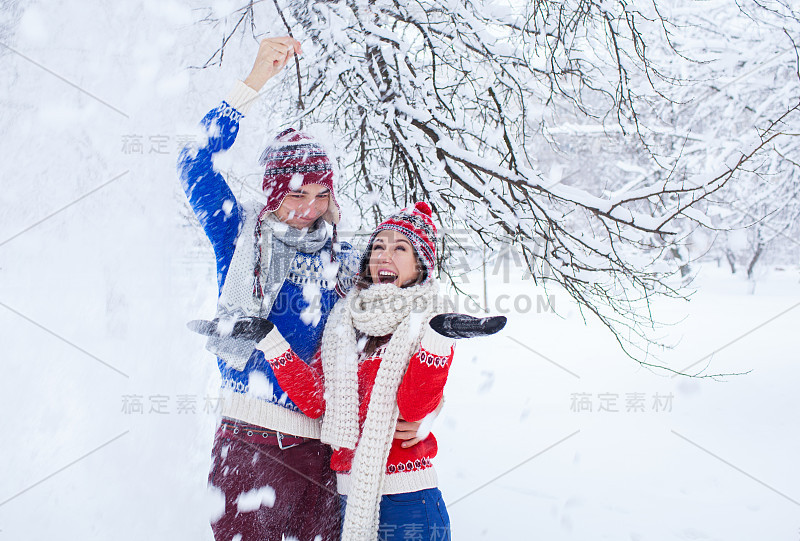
248, 202, 505, 540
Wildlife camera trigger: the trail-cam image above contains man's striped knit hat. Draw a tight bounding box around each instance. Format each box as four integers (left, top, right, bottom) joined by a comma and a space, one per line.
258, 128, 340, 224
359, 202, 438, 283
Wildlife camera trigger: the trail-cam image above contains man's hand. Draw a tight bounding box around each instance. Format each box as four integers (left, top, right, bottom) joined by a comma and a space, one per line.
394, 418, 424, 449
229, 317, 275, 342
243, 36, 302, 92
187, 316, 275, 343
393, 399, 445, 448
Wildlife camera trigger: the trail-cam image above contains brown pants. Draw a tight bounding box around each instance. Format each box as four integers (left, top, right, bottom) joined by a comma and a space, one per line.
208, 422, 340, 541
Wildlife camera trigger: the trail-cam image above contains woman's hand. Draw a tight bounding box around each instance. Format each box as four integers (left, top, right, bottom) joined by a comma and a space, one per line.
243, 36, 302, 92
429, 313, 507, 338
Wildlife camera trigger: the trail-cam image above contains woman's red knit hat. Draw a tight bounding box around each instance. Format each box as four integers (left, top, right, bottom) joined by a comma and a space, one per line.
359, 202, 438, 283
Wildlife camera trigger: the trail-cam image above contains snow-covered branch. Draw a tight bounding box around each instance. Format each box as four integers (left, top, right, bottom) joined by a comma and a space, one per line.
193, 0, 800, 369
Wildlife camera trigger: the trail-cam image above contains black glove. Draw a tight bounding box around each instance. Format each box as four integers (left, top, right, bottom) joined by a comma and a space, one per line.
187, 317, 275, 343
429, 313, 507, 339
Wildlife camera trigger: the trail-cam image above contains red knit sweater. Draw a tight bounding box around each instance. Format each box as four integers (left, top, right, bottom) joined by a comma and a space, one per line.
258, 325, 455, 495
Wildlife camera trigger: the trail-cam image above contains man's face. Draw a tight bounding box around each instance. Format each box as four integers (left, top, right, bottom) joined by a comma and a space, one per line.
274, 183, 331, 229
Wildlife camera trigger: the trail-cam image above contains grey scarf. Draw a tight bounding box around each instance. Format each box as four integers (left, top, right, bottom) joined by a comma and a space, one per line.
208, 201, 330, 369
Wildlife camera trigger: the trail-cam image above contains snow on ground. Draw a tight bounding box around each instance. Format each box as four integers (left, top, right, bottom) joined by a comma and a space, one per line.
438, 263, 800, 540
1, 1, 799, 539
2, 227, 798, 540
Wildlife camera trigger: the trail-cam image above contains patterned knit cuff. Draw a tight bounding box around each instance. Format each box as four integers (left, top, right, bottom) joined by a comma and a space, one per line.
256, 327, 291, 360
421, 325, 455, 356
225, 80, 260, 116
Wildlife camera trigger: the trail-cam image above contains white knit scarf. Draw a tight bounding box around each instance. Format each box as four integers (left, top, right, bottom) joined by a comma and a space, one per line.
320, 280, 439, 541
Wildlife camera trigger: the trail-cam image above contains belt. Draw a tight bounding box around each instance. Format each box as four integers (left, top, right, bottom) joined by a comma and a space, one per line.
220, 418, 308, 449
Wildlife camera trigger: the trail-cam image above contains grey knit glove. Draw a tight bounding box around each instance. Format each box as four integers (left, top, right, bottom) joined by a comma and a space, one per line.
188, 317, 275, 342
187, 317, 276, 370
429, 313, 507, 339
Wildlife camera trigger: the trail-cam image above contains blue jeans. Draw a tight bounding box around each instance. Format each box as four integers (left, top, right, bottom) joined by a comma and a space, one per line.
340, 488, 451, 540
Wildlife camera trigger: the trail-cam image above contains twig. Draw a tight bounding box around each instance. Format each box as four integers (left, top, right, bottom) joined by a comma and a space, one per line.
271, 0, 304, 115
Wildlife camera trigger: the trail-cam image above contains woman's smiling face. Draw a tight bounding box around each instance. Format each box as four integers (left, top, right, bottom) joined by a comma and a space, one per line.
368, 230, 421, 287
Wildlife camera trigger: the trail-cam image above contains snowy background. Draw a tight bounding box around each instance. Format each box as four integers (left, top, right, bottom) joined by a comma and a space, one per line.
1, 1, 799, 540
